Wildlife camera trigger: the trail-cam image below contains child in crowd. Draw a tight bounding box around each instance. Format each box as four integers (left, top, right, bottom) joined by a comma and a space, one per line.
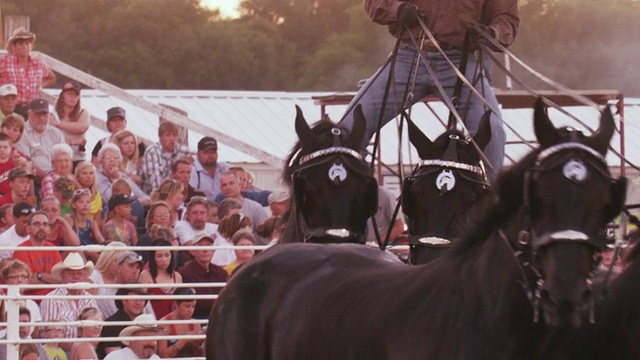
53, 177, 74, 217
102, 193, 138, 246
73, 162, 103, 225
0, 134, 16, 195
105, 178, 144, 232
0, 203, 14, 233
65, 189, 105, 262
39, 321, 67, 360
0, 114, 31, 173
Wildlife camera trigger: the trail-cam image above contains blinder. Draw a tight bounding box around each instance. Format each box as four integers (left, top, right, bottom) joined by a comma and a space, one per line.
522, 141, 619, 251
290, 136, 375, 242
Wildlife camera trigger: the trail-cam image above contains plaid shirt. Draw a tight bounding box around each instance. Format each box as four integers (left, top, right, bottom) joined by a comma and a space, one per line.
40, 171, 61, 199
140, 142, 193, 194
365, 0, 519, 50
14, 122, 66, 175
0, 53, 53, 103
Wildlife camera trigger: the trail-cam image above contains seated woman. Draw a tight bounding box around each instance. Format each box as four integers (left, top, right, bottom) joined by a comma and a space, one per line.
0, 259, 42, 339
138, 238, 183, 319
40, 143, 74, 199
69, 307, 103, 360
95, 143, 149, 204
157, 287, 204, 358
224, 230, 257, 276
64, 189, 105, 263
110, 129, 142, 186
212, 213, 253, 267
256, 215, 285, 246
150, 178, 185, 224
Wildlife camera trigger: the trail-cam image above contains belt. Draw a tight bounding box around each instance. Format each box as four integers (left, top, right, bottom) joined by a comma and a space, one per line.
403, 38, 459, 52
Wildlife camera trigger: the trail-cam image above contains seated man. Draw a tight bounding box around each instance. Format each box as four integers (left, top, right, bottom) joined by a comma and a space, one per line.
214, 166, 271, 206
14, 98, 65, 183
13, 211, 62, 298
40, 252, 97, 351
105, 314, 164, 360
0, 307, 33, 359
0, 202, 33, 259
98, 285, 150, 358
179, 234, 228, 319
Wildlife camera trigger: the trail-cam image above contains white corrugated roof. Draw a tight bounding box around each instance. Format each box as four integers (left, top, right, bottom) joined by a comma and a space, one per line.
41, 89, 640, 170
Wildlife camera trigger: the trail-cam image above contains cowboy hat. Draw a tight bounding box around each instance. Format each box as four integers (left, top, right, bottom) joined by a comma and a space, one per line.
51, 252, 94, 281
5, 27, 36, 51
119, 314, 165, 345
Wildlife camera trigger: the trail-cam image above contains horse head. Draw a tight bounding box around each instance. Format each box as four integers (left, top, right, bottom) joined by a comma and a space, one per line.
497, 97, 627, 329
403, 111, 493, 264
280, 105, 378, 244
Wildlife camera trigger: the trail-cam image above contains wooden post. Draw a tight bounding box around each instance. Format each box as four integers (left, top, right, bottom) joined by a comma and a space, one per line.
3, 15, 30, 46
159, 103, 188, 145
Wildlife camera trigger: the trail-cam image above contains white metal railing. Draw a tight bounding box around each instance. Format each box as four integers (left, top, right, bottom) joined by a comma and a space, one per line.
1, 243, 242, 360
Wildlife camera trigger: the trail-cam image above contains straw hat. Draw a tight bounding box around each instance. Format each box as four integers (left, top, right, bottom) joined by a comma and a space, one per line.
5, 27, 36, 51
51, 252, 94, 280
119, 314, 165, 345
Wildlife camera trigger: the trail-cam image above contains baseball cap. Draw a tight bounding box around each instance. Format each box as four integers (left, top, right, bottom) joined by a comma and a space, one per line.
28, 98, 49, 114
197, 137, 218, 151
107, 107, 126, 120
117, 251, 144, 265
0, 84, 17, 97
8, 167, 34, 181
193, 234, 215, 245
268, 188, 290, 204
12, 202, 35, 218
108, 193, 136, 211
61, 80, 81, 93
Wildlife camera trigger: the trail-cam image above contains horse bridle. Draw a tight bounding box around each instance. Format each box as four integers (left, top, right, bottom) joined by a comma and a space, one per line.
406, 134, 490, 247
291, 128, 374, 243
505, 141, 613, 323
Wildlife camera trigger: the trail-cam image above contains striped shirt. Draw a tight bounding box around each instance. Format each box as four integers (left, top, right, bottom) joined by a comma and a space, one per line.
365, 0, 520, 50
40, 287, 98, 339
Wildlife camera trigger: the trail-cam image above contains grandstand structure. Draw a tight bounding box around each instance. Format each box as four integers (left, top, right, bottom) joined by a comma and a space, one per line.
0, 49, 638, 359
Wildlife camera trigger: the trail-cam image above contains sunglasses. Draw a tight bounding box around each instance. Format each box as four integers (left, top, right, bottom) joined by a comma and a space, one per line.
73, 189, 92, 196
16, 207, 35, 215
119, 253, 143, 264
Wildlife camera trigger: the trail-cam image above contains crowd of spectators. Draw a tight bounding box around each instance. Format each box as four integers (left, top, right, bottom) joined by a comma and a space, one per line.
0, 27, 292, 359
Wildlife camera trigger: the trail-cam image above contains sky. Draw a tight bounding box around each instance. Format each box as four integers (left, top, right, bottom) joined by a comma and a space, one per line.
200, 0, 241, 18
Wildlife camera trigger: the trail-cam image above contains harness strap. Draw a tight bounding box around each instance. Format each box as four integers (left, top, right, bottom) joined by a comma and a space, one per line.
447, 31, 471, 129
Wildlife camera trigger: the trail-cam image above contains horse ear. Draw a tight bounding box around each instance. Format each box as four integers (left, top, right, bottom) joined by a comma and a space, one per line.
472, 110, 492, 152
585, 106, 615, 155
533, 97, 559, 148
408, 119, 434, 159
349, 105, 367, 149
295, 105, 314, 148
604, 177, 627, 222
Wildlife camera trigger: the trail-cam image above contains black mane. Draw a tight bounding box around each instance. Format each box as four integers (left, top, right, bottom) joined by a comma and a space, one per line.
451, 148, 540, 255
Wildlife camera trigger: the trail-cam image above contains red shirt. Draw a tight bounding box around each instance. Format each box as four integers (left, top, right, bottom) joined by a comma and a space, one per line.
0, 158, 15, 195
0, 53, 52, 103
13, 239, 62, 298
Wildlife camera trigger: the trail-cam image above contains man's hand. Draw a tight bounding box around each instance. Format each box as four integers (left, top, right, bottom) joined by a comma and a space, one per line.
397, 3, 421, 29
474, 24, 498, 49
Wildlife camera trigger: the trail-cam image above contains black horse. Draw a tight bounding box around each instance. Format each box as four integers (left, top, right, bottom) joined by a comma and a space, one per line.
403, 112, 493, 264
279, 105, 378, 244
206, 98, 627, 359
566, 239, 640, 359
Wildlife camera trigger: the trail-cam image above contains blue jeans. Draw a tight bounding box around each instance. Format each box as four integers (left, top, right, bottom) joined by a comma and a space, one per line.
340, 44, 505, 180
